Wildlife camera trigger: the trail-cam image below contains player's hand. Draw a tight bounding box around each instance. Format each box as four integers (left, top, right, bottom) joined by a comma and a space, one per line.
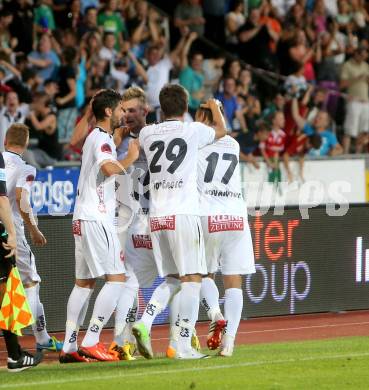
127, 139, 140, 162
30, 229, 47, 247
3, 231, 16, 258
115, 126, 131, 140
201, 98, 222, 110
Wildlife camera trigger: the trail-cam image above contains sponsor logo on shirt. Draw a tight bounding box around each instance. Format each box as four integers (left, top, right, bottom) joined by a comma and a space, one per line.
101, 143, 112, 154
150, 216, 176, 232
153, 179, 183, 191
205, 189, 241, 198
72, 220, 82, 236
132, 234, 153, 249
208, 215, 244, 233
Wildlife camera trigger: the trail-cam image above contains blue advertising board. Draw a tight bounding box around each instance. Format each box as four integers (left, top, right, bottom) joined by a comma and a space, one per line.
31, 166, 80, 216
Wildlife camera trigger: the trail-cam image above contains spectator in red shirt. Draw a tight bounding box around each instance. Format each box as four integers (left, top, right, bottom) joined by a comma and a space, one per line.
259, 111, 286, 169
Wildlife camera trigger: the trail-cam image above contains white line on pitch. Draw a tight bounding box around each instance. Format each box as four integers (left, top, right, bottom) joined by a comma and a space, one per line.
1, 351, 369, 388
2, 320, 369, 354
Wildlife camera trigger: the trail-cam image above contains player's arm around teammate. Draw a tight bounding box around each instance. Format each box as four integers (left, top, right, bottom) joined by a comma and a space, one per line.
61, 90, 140, 363
195, 105, 256, 357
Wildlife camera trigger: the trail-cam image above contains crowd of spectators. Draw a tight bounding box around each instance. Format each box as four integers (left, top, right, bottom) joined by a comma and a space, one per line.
0, 0, 368, 172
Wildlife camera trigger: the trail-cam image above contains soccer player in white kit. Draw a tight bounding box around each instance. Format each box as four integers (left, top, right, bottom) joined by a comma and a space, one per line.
138, 84, 227, 359
195, 105, 255, 357
60, 89, 139, 363
3, 123, 64, 353
109, 87, 162, 360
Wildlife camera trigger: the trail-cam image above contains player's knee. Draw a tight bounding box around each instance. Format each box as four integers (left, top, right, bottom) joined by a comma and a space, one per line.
24, 281, 38, 289
106, 273, 126, 283
223, 274, 242, 290
76, 278, 96, 289
181, 273, 202, 283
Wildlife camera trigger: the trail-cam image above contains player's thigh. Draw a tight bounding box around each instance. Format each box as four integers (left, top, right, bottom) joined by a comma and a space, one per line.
125, 238, 157, 288
16, 237, 41, 285
74, 220, 124, 279
220, 223, 256, 275
150, 228, 178, 278
168, 215, 207, 277
116, 203, 134, 251
103, 222, 126, 276
201, 216, 222, 274
344, 101, 360, 137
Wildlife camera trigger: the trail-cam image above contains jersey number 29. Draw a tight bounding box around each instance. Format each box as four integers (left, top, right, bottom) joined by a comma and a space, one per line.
149, 138, 187, 174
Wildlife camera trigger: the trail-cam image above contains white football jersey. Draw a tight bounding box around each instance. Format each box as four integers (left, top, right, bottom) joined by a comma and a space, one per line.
3, 151, 36, 231
197, 135, 246, 216
139, 120, 215, 217
116, 132, 149, 215
73, 127, 117, 224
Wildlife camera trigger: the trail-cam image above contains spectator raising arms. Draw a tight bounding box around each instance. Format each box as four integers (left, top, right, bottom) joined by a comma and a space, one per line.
291, 96, 343, 157
215, 77, 247, 135
56, 47, 77, 145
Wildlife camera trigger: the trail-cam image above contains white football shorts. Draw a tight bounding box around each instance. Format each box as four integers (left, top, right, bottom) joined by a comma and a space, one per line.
122, 213, 157, 288
16, 234, 41, 285
201, 215, 256, 275
150, 215, 207, 278
74, 219, 125, 279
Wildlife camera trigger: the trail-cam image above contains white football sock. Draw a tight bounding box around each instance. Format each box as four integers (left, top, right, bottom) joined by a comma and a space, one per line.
139, 277, 180, 332
169, 290, 180, 348
224, 288, 243, 338
77, 289, 93, 328
177, 282, 201, 353
200, 277, 223, 321
81, 281, 124, 348
122, 295, 138, 344
25, 284, 50, 345
114, 284, 138, 346
63, 285, 93, 353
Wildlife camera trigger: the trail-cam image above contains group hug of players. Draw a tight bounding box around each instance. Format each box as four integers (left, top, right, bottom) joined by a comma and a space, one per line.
1, 83, 256, 370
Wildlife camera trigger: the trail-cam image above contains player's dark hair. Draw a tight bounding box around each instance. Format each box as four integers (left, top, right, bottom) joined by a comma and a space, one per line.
5, 124, 29, 147
196, 104, 225, 125
92, 89, 122, 121
159, 84, 188, 119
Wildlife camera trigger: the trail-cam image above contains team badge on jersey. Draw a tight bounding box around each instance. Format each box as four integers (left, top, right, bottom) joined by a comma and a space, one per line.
150, 216, 176, 232
101, 143, 112, 154
208, 215, 244, 233
26, 174, 35, 182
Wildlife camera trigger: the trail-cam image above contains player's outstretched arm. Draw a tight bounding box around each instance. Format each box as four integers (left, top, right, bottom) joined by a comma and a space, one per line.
203, 99, 227, 139
70, 106, 93, 152
100, 139, 140, 177
15, 188, 46, 247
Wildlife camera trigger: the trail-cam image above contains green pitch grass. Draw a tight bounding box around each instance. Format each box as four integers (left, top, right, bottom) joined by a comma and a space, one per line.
1, 337, 369, 389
